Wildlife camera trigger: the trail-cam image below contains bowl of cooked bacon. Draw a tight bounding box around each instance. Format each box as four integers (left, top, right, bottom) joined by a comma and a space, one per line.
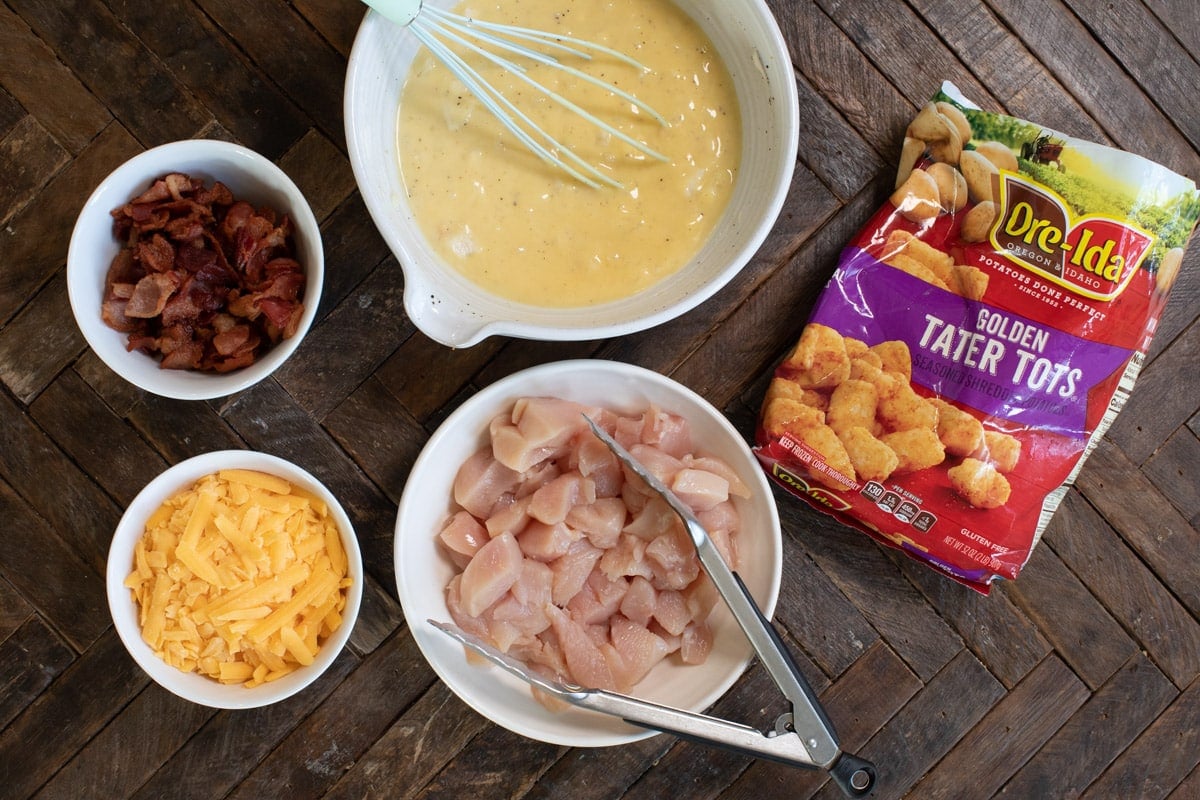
394, 359, 783, 747
67, 139, 322, 400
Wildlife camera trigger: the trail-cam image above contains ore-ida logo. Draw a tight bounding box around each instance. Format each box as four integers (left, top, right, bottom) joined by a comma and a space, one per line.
771, 463, 852, 511
989, 173, 1155, 301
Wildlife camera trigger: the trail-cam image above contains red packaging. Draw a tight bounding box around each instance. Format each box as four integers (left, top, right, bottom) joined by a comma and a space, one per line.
754, 83, 1199, 592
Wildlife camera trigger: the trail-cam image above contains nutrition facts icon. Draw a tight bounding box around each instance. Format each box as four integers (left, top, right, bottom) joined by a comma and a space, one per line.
912, 511, 937, 532
894, 501, 919, 524
861, 482, 886, 503
878, 492, 901, 513
860, 481, 936, 532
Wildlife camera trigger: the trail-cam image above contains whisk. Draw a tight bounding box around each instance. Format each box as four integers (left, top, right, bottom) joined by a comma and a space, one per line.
361, 0, 668, 188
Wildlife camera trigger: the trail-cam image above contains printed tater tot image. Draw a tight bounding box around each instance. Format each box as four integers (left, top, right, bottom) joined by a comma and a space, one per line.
839, 426, 899, 483
843, 336, 870, 360
764, 376, 829, 413
975, 429, 1021, 473
763, 392, 856, 491
826, 379, 878, 435
850, 357, 889, 386
931, 398, 985, 457
883, 252, 950, 291
880, 428, 946, 473
951, 264, 989, 300
948, 458, 1012, 509
762, 397, 825, 438
848, 356, 906, 437
876, 379, 939, 433
850, 350, 883, 371
877, 228, 990, 301
881, 229, 955, 286
783, 323, 850, 389
870, 340, 912, 380
791, 423, 857, 491
763, 329, 1023, 518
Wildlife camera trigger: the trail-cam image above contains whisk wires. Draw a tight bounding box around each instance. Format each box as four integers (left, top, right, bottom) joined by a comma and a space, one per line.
384, 2, 669, 189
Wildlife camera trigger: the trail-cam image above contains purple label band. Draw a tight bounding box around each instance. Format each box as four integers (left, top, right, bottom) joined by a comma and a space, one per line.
809, 247, 1132, 437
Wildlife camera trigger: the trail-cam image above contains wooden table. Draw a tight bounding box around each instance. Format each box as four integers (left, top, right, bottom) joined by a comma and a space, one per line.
3, 1, 1198, 797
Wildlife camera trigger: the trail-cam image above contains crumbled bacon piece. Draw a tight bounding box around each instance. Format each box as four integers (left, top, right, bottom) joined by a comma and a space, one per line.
101, 171, 307, 372
125, 272, 183, 318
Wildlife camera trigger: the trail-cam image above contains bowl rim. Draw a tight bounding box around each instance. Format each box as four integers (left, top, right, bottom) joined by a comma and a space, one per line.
106, 449, 363, 709
393, 358, 783, 746
344, 0, 800, 346
67, 138, 324, 401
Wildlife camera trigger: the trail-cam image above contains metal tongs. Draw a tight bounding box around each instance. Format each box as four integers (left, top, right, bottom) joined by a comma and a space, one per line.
431, 415, 877, 797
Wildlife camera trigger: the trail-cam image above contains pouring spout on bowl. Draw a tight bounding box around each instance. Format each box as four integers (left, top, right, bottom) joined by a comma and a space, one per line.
400, 275, 494, 348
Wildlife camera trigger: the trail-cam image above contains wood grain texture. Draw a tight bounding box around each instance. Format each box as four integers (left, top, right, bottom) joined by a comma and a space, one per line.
1079, 676, 1200, 800
0, 617, 74, 732
1045, 491, 1200, 688
1076, 438, 1200, 618
1000, 528, 1136, 691
7, 0, 212, 148
3, 0, 1198, 798
907, 655, 1089, 799
0, 116, 69, 226
996, 653, 1176, 798
816, 650, 1004, 800
0, 3, 110, 154
0, 123, 140, 323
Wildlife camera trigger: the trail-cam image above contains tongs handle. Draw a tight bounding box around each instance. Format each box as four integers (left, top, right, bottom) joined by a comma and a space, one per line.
708, 569, 876, 796
692, 515, 840, 763
725, 568, 878, 797
431, 620, 827, 770
709, 566, 877, 796
583, 417, 841, 764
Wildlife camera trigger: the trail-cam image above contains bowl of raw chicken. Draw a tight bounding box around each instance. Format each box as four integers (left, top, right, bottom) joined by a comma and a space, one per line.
394, 359, 783, 746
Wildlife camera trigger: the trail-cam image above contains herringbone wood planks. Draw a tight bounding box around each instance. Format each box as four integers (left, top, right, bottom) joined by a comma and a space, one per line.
1, 1, 1198, 798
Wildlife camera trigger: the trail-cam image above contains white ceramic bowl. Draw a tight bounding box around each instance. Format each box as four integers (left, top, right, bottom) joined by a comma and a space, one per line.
345, 0, 799, 347
394, 359, 782, 746
67, 139, 324, 400
107, 450, 363, 709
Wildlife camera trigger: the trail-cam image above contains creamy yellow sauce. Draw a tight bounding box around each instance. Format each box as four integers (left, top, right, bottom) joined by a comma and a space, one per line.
396, 0, 741, 307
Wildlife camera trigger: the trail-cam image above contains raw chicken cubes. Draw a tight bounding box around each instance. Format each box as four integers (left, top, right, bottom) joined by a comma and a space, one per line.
439, 397, 749, 697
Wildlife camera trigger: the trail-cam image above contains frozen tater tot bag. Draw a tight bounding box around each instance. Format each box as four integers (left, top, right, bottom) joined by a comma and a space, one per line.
754, 82, 1200, 592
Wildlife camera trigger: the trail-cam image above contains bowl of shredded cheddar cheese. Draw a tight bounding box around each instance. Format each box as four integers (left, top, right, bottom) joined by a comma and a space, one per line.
107, 450, 362, 709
